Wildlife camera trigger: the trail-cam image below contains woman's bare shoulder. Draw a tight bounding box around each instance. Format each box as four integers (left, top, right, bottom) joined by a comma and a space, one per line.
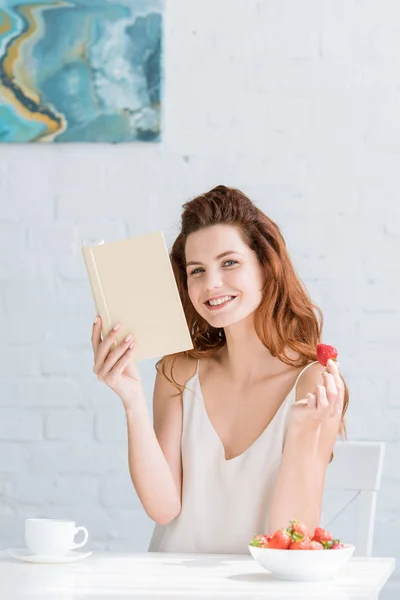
156, 354, 198, 391
295, 361, 326, 401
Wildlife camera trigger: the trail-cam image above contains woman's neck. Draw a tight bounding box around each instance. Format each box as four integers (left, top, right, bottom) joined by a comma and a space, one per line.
221, 317, 285, 385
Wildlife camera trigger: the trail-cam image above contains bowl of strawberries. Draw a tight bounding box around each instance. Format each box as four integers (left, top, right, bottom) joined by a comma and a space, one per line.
248, 520, 354, 581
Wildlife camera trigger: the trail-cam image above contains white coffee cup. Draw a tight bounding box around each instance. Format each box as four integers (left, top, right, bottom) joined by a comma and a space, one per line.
25, 518, 89, 557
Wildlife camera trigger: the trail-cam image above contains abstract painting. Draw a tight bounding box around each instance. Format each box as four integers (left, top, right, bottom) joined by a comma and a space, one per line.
0, 0, 163, 142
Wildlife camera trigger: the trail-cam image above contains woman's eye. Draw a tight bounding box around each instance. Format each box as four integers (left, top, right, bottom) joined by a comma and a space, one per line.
223, 260, 238, 267
189, 267, 204, 275
188, 260, 237, 276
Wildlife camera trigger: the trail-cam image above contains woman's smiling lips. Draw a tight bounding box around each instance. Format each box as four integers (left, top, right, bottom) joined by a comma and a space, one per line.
203, 295, 237, 311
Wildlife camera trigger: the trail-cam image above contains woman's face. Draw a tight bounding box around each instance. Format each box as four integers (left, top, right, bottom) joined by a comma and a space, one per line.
185, 224, 265, 328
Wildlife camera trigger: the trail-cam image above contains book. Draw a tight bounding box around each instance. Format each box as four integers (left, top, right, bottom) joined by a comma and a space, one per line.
82, 231, 193, 362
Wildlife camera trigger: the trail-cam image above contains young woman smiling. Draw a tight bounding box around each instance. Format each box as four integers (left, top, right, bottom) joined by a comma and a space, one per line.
91, 185, 348, 554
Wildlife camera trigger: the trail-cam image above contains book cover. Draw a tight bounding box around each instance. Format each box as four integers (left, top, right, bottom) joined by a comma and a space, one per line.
82, 231, 193, 362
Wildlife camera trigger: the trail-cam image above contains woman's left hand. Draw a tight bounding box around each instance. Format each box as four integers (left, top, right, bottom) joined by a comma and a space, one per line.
290, 359, 345, 427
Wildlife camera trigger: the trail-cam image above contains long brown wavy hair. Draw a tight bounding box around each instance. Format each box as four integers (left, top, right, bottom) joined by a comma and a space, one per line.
157, 185, 348, 438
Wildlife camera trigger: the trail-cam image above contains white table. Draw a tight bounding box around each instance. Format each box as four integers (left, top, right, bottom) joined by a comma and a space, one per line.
0, 551, 396, 599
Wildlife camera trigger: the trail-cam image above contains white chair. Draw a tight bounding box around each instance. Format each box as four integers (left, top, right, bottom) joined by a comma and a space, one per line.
321, 441, 386, 557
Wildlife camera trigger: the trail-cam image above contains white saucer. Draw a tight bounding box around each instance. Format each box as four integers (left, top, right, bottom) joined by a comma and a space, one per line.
8, 548, 92, 564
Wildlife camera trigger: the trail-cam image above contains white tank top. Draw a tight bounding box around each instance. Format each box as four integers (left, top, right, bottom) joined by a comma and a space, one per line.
148, 360, 318, 554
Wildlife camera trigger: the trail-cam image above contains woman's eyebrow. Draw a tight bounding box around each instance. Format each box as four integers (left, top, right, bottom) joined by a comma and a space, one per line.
186, 251, 241, 267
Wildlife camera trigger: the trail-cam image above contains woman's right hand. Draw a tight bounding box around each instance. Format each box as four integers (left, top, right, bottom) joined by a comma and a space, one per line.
91, 316, 144, 411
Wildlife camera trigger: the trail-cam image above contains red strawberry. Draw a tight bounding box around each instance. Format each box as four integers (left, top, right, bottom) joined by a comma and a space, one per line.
316, 343, 338, 367
321, 537, 342, 550
250, 533, 272, 548
290, 520, 310, 541
331, 542, 345, 549
267, 529, 292, 549
289, 538, 312, 550
313, 527, 333, 544
308, 540, 324, 550
259, 534, 272, 548
252, 535, 261, 545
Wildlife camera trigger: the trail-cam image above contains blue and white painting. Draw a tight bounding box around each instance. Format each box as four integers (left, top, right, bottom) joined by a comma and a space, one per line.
0, 0, 163, 142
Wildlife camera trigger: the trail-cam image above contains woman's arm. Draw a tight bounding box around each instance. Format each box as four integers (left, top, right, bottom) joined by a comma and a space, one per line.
125, 356, 196, 525
268, 419, 324, 533
92, 317, 191, 526
125, 389, 181, 526
268, 361, 344, 533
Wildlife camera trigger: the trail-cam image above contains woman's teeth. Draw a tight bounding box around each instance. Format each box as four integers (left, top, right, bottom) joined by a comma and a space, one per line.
208, 296, 234, 306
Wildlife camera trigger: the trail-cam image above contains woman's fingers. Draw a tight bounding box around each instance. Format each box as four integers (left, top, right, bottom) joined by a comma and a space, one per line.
306, 392, 317, 410
107, 345, 136, 382
326, 359, 343, 393
322, 371, 338, 417
98, 336, 134, 379
325, 359, 344, 416
315, 384, 330, 416
93, 323, 122, 374
91, 315, 102, 354
292, 360, 344, 425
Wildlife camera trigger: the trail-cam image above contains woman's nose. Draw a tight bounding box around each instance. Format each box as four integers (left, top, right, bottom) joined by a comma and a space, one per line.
204, 269, 224, 291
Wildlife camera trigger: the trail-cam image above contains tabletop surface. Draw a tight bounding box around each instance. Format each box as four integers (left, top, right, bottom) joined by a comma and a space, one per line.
0, 550, 396, 600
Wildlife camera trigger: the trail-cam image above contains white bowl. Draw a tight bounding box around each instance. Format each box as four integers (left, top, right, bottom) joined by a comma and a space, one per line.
248, 543, 355, 581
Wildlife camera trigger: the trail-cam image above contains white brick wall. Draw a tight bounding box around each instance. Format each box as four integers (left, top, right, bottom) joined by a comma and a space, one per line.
0, 0, 399, 595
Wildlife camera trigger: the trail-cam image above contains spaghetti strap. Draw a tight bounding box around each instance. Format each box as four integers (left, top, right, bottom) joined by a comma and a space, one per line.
293, 360, 319, 396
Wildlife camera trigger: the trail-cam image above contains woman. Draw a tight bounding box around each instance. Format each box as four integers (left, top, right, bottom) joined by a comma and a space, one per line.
91, 185, 348, 554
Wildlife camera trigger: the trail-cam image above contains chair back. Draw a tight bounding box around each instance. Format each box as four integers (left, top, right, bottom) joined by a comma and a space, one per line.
321, 441, 386, 556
